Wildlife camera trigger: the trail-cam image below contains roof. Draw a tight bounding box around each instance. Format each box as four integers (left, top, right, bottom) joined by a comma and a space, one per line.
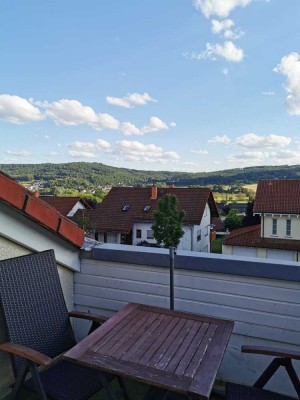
0, 172, 84, 247
223, 224, 300, 251
73, 186, 218, 234
254, 179, 300, 214
40, 196, 91, 216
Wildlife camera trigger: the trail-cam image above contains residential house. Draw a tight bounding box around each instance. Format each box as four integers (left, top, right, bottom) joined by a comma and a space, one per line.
74, 185, 219, 252
223, 179, 300, 261
40, 195, 91, 217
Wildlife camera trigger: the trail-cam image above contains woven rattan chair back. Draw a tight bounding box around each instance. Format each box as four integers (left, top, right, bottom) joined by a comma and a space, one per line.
0, 249, 76, 376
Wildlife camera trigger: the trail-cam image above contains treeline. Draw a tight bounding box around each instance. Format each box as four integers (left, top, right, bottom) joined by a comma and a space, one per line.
1, 162, 300, 190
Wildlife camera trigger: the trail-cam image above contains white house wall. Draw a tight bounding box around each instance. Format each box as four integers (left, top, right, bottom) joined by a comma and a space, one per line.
223, 244, 298, 262
133, 203, 212, 252
262, 214, 300, 240
67, 201, 85, 217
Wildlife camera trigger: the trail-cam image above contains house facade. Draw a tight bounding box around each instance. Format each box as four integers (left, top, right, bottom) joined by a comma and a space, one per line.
223, 179, 300, 261
75, 185, 218, 252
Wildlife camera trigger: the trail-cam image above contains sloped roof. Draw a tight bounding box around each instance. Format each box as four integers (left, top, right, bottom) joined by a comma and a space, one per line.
73, 186, 218, 234
40, 196, 91, 216
254, 179, 300, 214
0, 172, 84, 247
223, 224, 300, 251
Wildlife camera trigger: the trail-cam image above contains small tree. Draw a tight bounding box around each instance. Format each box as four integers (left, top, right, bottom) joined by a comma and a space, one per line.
224, 209, 242, 231
152, 194, 185, 248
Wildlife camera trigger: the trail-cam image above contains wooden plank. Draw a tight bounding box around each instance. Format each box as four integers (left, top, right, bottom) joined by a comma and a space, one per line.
132, 314, 179, 365
165, 320, 200, 373
121, 313, 167, 361
175, 322, 209, 377
64, 303, 138, 359
189, 320, 233, 399
90, 308, 142, 353
77, 350, 192, 394
184, 324, 217, 378
106, 311, 156, 357
153, 319, 195, 371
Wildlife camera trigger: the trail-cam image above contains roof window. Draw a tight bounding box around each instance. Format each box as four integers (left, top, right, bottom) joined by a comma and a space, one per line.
122, 205, 130, 212
144, 205, 151, 212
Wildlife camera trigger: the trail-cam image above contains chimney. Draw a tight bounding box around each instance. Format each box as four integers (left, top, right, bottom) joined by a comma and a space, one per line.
151, 184, 157, 200
32, 191, 40, 198
168, 183, 174, 189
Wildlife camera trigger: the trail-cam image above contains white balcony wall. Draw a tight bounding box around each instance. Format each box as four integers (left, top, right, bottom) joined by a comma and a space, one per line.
262, 214, 300, 240
74, 246, 300, 398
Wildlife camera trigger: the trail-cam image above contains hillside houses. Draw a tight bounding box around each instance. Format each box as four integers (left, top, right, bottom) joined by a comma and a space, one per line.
73, 185, 219, 252
223, 179, 300, 261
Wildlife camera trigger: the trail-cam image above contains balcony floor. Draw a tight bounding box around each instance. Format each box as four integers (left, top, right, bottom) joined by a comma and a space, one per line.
5, 378, 223, 399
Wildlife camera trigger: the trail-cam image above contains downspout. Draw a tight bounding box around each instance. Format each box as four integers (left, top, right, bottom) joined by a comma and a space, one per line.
190, 225, 194, 251
262, 213, 264, 238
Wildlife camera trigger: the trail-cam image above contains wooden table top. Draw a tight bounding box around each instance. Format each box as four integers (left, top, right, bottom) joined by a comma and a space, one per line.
64, 303, 234, 400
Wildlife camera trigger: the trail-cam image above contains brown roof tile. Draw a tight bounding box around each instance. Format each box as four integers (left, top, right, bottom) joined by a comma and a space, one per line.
0, 172, 84, 248
223, 224, 300, 251
73, 186, 218, 234
40, 196, 91, 216
254, 179, 300, 214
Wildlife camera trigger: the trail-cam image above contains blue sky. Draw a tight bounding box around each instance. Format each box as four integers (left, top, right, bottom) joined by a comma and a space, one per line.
1, 0, 300, 172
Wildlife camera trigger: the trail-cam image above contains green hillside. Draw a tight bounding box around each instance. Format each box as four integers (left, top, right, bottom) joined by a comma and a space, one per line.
1, 162, 300, 192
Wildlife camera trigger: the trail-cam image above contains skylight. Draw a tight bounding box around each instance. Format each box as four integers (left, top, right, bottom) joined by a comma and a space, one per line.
144, 205, 151, 212
122, 205, 130, 211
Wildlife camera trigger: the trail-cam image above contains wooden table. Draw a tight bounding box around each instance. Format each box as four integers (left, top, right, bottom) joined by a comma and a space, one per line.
64, 303, 234, 400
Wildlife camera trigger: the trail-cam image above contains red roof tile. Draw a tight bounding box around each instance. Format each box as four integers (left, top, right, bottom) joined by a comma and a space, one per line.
40, 196, 91, 216
73, 186, 218, 234
223, 224, 300, 251
254, 179, 300, 214
0, 172, 84, 248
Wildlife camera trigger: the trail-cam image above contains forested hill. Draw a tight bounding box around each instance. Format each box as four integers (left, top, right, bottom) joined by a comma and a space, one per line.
1, 162, 300, 189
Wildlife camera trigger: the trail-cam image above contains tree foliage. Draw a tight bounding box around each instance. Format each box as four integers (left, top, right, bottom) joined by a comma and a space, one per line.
242, 200, 261, 227
152, 194, 185, 248
224, 209, 242, 231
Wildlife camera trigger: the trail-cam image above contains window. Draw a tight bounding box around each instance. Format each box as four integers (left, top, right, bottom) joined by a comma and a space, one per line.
272, 219, 277, 235
147, 229, 154, 239
144, 205, 151, 212
122, 205, 130, 211
286, 219, 291, 236
136, 229, 141, 239
197, 229, 201, 242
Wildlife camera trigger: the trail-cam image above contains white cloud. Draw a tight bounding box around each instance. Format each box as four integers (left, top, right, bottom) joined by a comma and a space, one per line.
222, 68, 229, 75
191, 149, 209, 155
95, 139, 113, 152
115, 140, 180, 163
274, 52, 300, 116
48, 151, 58, 156
120, 122, 142, 136
235, 133, 291, 148
211, 19, 234, 34
106, 92, 156, 108
68, 142, 97, 158
5, 150, 31, 157
142, 116, 169, 133
41, 99, 120, 130
227, 151, 267, 163
189, 41, 244, 62
223, 28, 244, 39
208, 135, 231, 144
193, 0, 253, 18
0, 94, 44, 124
169, 122, 176, 127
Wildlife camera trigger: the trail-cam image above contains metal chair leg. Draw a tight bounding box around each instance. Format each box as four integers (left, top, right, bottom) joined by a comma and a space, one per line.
10, 361, 29, 400
28, 363, 48, 400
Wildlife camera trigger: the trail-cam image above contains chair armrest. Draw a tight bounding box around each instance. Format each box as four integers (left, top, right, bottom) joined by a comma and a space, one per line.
69, 311, 109, 324
242, 345, 300, 360
0, 342, 52, 367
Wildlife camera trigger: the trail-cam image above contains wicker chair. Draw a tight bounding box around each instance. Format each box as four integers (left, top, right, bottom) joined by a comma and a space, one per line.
225, 345, 300, 400
0, 249, 128, 400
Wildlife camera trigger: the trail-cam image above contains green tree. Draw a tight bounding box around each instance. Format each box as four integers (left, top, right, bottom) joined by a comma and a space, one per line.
224, 209, 242, 231
152, 194, 185, 248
